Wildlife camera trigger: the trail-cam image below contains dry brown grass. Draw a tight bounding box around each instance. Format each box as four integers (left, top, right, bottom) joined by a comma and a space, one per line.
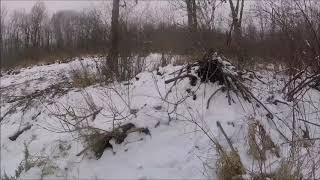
71, 70, 98, 88
70, 61, 101, 88
250, 160, 300, 180
272, 160, 301, 180
247, 118, 280, 161
83, 131, 112, 159
172, 54, 198, 66
172, 55, 189, 66
216, 150, 245, 180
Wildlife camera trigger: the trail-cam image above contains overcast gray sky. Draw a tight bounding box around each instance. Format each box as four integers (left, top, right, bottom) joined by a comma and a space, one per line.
1, 0, 187, 25
1, 0, 104, 14
2, 0, 258, 29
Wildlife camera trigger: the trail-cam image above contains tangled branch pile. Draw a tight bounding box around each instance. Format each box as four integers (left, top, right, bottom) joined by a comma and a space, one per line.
165, 50, 273, 118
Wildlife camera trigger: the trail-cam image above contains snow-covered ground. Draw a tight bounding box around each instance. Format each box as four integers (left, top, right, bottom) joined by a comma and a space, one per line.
1, 55, 319, 179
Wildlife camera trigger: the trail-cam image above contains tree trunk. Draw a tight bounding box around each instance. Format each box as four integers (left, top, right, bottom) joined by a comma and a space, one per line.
185, 0, 197, 52
186, 0, 193, 31
210, 1, 216, 30
108, 0, 120, 77
191, 0, 197, 31
186, 0, 197, 32
227, 0, 245, 69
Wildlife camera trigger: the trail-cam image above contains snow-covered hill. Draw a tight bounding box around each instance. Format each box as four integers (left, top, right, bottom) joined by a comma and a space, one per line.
1, 55, 319, 179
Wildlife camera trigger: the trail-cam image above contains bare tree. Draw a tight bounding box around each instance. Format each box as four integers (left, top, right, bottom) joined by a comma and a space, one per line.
0, 6, 7, 36
197, 0, 220, 31
108, 0, 121, 77
30, 2, 46, 48
185, 0, 198, 31
225, 0, 245, 67
1, 6, 8, 60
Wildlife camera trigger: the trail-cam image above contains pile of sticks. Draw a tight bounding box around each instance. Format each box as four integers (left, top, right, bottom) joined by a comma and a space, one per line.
165, 50, 273, 119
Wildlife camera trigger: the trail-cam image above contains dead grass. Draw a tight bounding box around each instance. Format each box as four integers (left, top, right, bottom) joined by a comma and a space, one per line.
247, 118, 280, 161
172, 54, 198, 66
216, 150, 245, 180
71, 70, 99, 88
1, 49, 104, 70
272, 160, 301, 180
172, 55, 186, 66
250, 160, 299, 180
2, 143, 59, 180
70, 61, 101, 88
83, 131, 111, 159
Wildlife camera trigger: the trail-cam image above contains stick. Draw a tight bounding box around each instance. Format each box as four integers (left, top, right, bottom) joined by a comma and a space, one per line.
207, 87, 223, 109
9, 124, 32, 141
216, 121, 236, 153
164, 74, 197, 84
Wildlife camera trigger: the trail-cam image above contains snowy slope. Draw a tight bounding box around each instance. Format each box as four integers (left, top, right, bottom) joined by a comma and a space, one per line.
1, 55, 319, 179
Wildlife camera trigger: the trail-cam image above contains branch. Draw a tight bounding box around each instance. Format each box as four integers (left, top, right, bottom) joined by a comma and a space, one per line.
216, 121, 236, 153
207, 87, 223, 109
165, 74, 198, 84
9, 124, 33, 141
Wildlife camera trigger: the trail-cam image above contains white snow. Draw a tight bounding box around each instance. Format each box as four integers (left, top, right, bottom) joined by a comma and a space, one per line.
1, 54, 319, 179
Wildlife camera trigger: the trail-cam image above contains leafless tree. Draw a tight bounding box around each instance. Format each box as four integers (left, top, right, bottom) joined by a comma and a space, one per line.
30, 1, 47, 48
225, 0, 245, 67
197, 0, 221, 31
0, 6, 8, 61
185, 0, 198, 31
107, 0, 121, 78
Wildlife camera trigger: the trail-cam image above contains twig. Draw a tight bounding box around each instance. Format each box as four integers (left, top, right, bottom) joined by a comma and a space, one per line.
9, 124, 33, 141
207, 87, 223, 109
164, 74, 197, 84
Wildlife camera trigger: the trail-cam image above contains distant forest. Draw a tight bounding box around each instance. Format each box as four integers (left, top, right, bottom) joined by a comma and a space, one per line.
1, 0, 320, 69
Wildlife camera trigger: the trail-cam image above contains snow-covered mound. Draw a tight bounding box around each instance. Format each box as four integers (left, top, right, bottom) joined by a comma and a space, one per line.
1, 55, 319, 179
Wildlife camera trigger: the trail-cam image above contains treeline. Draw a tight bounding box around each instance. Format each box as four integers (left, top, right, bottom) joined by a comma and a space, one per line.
1, 1, 320, 69
1, 3, 109, 67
